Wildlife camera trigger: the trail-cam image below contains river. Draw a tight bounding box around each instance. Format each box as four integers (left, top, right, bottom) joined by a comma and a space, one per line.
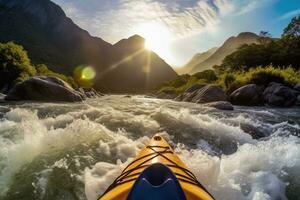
0, 95, 299, 200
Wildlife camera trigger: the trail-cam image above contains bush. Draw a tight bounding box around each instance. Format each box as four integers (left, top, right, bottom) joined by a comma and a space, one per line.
193, 69, 217, 82
0, 42, 36, 89
158, 86, 176, 95
218, 65, 300, 93
0, 42, 78, 91
36, 64, 77, 88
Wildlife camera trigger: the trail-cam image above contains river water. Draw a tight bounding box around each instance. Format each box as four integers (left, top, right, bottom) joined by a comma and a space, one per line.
0, 95, 299, 200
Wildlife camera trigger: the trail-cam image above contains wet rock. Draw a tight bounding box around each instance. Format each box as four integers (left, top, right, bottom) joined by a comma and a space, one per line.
191, 85, 227, 103
263, 82, 297, 107
294, 83, 300, 92
0, 93, 6, 103
78, 87, 104, 98
5, 76, 83, 102
157, 92, 177, 99
175, 84, 227, 104
204, 101, 234, 110
240, 123, 266, 139
174, 93, 184, 101
230, 84, 264, 106
296, 95, 300, 106
184, 83, 207, 93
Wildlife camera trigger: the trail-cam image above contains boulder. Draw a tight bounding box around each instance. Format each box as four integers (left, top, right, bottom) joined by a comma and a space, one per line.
204, 101, 234, 110
174, 83, 207, 101
78, 87, 104, 98
296, 95, 300, 106
174, 93, 184, 101
175, 84, 227, 103
5, 76, 84, 102
157, 92, 177, 99
190, 85, 227, 103
0, 93, 6, 103
240, 123, 266, 139
184, 83, 207, 93
294, 83, 300, 92
263, 82, 297, 107
230, 84, 264, 106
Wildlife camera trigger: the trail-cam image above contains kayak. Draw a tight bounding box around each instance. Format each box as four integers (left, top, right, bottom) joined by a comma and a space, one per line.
99, 134, 214, 200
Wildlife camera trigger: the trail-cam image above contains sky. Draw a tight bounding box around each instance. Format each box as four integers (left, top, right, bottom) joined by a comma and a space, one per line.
52, 0, 300, 67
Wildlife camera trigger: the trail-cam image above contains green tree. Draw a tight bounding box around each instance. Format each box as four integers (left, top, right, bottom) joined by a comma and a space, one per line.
283, 14, 300, 37
0, 42, 36, 90
258, 31, 272, 45
193, 69, 218, 82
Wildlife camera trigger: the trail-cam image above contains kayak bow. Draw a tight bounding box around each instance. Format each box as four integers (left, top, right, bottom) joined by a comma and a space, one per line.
99, 134, 214, 200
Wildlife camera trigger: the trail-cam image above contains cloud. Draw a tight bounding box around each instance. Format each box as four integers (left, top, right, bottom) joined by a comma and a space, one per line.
52, 0, 236, 42
278, 9, 300, 20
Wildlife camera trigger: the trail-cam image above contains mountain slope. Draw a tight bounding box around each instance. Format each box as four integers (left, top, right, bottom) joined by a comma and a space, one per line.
100, 35, 177, 92
176, 47, 218, 74
0, 0, 177, 92
187, 32, 259, 74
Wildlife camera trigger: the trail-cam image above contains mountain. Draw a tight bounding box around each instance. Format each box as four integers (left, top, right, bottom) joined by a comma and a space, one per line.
176, 47, 218, 74
184, 32, 259, 74
0, 0, 177, 92
99, 35, 178, 92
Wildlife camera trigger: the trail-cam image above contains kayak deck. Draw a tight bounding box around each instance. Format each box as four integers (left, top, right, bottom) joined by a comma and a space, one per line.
99, 134, 214, 200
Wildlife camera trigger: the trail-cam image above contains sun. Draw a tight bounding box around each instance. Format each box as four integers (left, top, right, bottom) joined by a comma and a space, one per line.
134, 22, 174, 62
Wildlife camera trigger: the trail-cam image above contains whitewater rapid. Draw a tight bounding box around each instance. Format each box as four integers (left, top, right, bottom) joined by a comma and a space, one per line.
0, 95, 299, 200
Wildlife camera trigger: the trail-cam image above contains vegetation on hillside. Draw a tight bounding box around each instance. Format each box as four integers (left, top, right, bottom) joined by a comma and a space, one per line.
157, 15, 300, 95
0, 42, 76, 91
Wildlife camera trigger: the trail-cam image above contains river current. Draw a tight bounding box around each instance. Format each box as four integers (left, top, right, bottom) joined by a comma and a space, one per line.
0, 95, 299, 200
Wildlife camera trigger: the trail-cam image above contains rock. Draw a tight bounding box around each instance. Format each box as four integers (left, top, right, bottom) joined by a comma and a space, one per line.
240, 123, 266, 139
191, 85, 227, 103
294, 83, 300, 91
204, 101, 234, 110
230, 84, 264, 106
174, 83, 207, 101
174, 94, 184, 101
157, 92, 177, 99
0, 93, 6, 103
296, 95, 300, 106
263, 82, 297, 107
78, 87, 104, 98
184, 83, 207, 93
174, 84, 227, 103
5, 76, 84, 102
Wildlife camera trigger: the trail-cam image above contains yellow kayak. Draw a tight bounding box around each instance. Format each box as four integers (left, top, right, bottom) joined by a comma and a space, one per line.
99, 134, 214, 200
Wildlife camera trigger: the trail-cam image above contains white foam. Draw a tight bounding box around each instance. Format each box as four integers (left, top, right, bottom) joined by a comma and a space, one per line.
84, 136, 147, 200
1, 97, 299, 200
153, 108, 254, 144
177, 136, 300, 200
0, 108, 123, 195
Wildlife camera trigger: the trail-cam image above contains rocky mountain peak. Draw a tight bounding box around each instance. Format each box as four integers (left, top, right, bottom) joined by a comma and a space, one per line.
0, 0, 66, 25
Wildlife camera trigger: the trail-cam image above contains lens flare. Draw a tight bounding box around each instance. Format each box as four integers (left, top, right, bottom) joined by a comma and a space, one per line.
81, 67, 96, 80
74, 65, 96, 87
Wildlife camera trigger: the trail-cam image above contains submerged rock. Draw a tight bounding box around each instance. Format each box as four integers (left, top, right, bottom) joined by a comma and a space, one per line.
5, 76, 83, 102
204, 101, 234, 110
230, 84, 264, 106
263, 82, 297, 107
240, 123, 266, 139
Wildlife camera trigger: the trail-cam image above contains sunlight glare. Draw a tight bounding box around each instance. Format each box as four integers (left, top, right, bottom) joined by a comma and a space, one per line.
134, 22, 174, 63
